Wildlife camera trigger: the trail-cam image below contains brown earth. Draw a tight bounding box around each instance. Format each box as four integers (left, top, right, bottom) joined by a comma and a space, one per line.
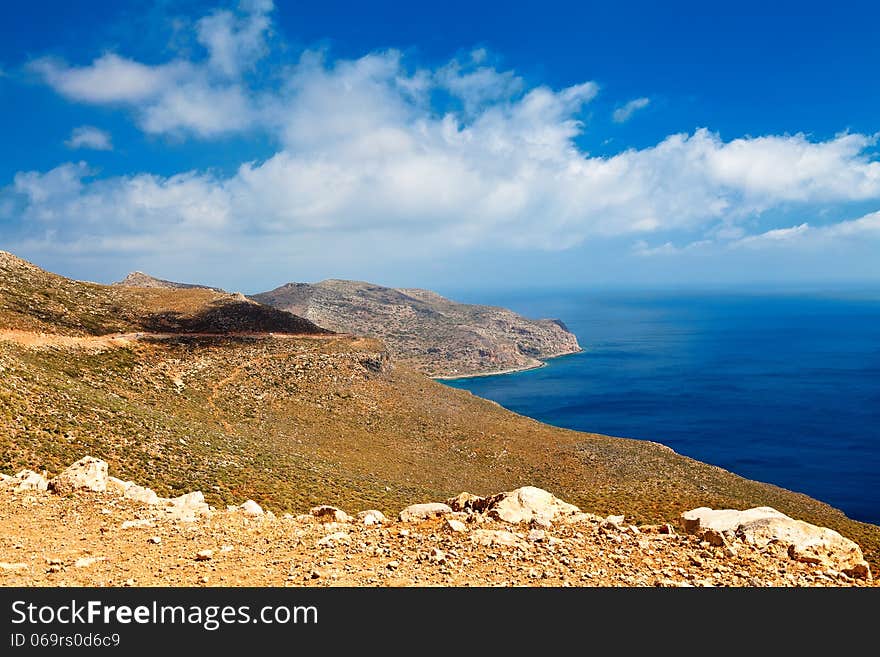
0, 488, 872, 587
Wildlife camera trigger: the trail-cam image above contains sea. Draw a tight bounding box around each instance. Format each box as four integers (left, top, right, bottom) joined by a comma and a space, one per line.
441, 290, 880, 526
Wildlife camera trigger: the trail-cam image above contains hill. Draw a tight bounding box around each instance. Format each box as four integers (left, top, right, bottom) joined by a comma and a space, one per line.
252, 279, 581, 377
1, 252, 878, 579
0, 251, 326, 336
114, 271, 226, 293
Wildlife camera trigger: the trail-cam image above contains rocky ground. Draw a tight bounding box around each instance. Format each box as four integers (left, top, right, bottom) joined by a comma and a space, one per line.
0, 459, 873, 587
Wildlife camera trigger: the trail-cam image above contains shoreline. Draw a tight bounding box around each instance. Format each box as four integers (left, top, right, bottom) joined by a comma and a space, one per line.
434, 346, 584, 381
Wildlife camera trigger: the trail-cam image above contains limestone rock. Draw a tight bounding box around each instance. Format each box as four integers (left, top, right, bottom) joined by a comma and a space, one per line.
48, 457, 108, 494
310, 505, 351, 523
471, 529, 521, 548
125, 485, 160, 506
398, 502, 453, 522
120, 519, 154, 529
682, 506, 871, 579
164, 491, 210, 520
484, 486, 579, 525
681, 507, 786, 534
3, 469, 49, 492
356, 510, 386, 526
444, 518, 468, 533
446, 492, 487, 513
195, 549, 213, 561
74, 557, 105, 568
239, 500, 264, 516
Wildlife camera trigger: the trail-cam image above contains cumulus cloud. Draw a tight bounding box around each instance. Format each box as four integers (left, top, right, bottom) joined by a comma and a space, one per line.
612, 97, 650, 123
7, 1, 880, 268
28, 1, 273, 138
65, 126, 113, 151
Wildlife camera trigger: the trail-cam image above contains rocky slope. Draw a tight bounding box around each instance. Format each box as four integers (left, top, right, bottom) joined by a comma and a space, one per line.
0, 251, 326, 336
0, 459, 872, 587
2, 251, 880, 574
252, 279, 581, 377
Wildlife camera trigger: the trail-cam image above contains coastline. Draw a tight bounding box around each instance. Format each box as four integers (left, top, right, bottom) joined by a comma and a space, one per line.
434, 346, 584, 381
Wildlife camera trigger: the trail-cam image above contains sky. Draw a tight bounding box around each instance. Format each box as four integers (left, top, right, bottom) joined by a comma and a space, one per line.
0, 0, 879, 294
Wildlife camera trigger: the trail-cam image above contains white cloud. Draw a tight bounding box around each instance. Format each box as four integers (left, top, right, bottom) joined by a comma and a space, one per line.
612, 97, 650, 123
28, 2, 273, 138
65, 126, 113, 151
8, 2, 880, 268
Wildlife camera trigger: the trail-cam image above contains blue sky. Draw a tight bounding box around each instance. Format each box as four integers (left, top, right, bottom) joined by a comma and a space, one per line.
1, 0, 879, 293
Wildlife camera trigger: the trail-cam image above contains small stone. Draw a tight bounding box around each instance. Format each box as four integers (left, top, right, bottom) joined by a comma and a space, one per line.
427, 548, 446, 564
239, 500, 264, 516
74, 557, 105, 568
386, 560, 400, 570
316, 532, 351, 547
120, 519, 154, 529
357, 510, 387, 526
148, 536, 161, 544
0, 562, 29, 571
195, 549, 213, 561
528, 529, 546, 542
444, 518, 468, 533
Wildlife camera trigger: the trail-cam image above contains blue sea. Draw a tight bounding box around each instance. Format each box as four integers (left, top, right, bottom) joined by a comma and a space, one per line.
442, 291, 880, 525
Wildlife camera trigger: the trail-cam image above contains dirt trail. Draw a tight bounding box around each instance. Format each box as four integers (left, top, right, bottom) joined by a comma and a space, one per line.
0, 329, 342, 351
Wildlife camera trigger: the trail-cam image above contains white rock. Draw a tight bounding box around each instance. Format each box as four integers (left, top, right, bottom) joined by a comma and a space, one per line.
484, 487, 580, 525
124, 485, 160, 505
164, 491, 210, 520
681, 507, 786, 534
0, 562, 29, 571
356, 510, 387, 526
49, 456, 108, 494
444, 518, 468, 533
195, 549, 213, 561
398, 502, 453, 522
120, 519, 154, 529
310, 505, 351, 523
471, 529, 522, 547
6, 470, 49, 492
316, 532, 351, 547
239, 500, 264, 516
682, 506, 871, 579
74, 557, 105, 568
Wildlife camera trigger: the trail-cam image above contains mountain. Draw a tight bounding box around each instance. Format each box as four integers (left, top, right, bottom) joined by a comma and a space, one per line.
252, 279, 582, 377
1, 251, 878, 576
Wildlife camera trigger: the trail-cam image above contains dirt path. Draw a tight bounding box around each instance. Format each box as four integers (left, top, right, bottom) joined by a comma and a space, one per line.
0, 329, 342, 351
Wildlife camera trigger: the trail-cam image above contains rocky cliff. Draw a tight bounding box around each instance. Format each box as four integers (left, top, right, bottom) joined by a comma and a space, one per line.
252, 279, 582, 377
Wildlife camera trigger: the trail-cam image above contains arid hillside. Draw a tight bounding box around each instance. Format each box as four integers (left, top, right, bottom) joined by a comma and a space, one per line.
252, 279, 581, 377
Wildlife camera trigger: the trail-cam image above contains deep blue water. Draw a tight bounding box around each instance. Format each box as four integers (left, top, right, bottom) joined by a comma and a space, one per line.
442, 291, 880, 525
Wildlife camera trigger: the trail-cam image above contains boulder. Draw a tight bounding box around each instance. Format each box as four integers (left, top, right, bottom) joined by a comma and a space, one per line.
484, 486, 580, 525
398, 502, 453, 522
124, 485, 160, 505
356, 510, 387, 526
310, 505, 351, 523
681, 507, 786, 534
239, 500, 264, 516
446, 492, 487, 513
3, 469, 49, 492
682, 506, 871, 579
48, 457, 108, 494
164, 491, 210, 520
